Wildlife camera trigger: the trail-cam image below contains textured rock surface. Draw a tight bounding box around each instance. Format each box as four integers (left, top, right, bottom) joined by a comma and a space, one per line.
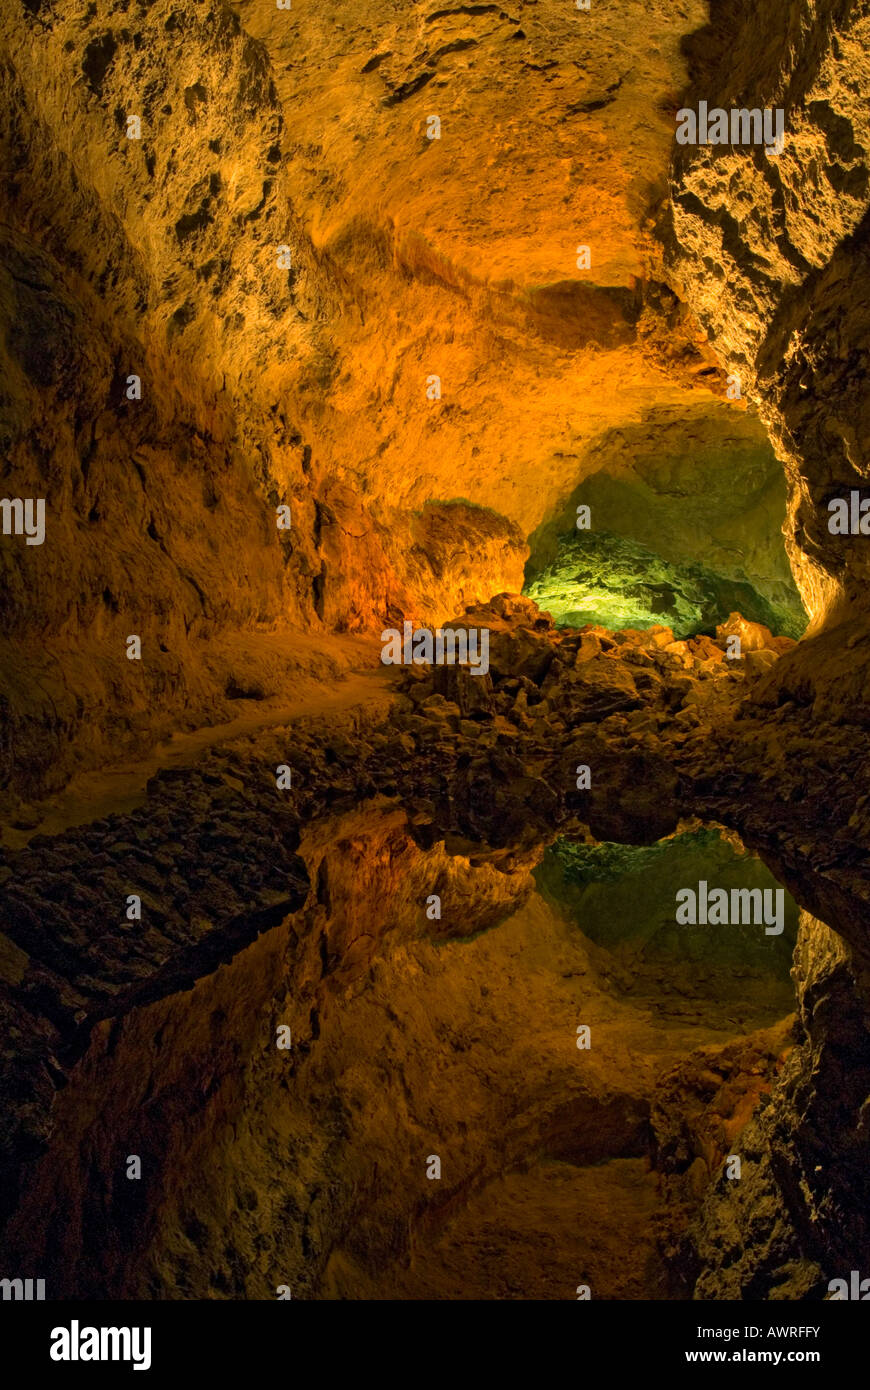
683, 911, 870, 1300
669, 0, 870, 629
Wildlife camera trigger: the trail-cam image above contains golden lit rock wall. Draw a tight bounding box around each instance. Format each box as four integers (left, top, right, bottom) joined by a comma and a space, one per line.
668, 0, 870, 628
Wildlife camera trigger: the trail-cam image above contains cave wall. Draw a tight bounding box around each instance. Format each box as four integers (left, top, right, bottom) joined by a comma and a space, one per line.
683, 911, 870, 1298
668, 0, 870, 630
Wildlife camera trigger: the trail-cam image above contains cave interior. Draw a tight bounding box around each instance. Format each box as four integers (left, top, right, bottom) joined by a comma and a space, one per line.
2, 0, 870, 1305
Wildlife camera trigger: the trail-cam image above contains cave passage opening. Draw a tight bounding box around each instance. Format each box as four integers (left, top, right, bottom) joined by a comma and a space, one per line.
521, 439, 807, 640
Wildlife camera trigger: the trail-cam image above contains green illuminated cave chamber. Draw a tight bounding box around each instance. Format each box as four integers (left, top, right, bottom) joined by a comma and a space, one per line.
524, 530, 805, 638
524, 445, 806, 639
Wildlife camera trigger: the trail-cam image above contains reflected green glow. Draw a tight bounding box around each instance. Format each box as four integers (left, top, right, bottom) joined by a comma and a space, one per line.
536, 831, 798, 974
